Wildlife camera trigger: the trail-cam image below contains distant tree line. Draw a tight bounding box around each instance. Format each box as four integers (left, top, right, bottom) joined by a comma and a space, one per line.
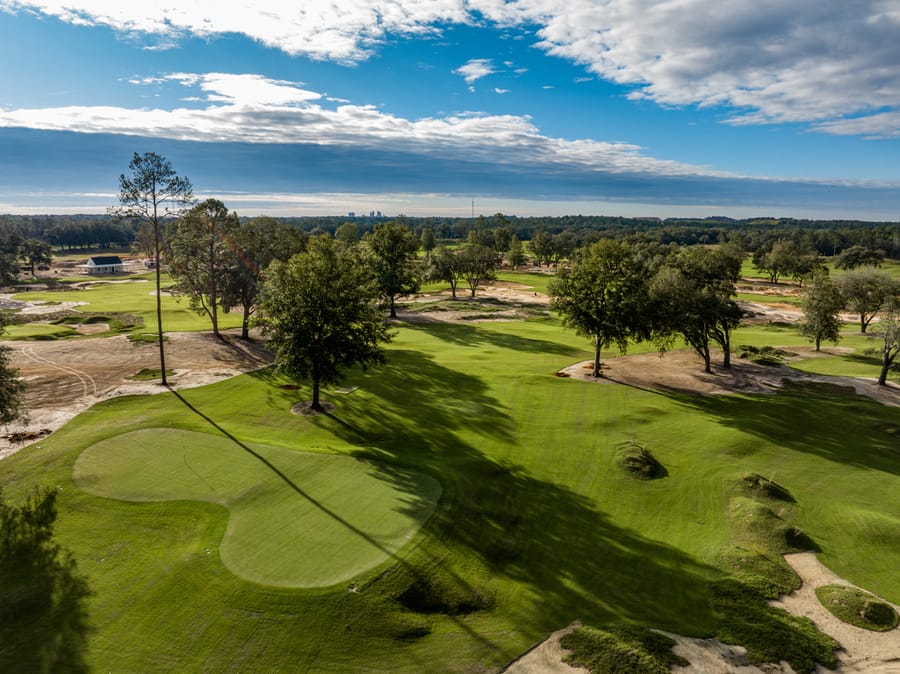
3, 213, 899, 260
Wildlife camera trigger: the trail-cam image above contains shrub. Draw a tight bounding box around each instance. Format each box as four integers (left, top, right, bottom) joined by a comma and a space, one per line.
815, 585, 899, 631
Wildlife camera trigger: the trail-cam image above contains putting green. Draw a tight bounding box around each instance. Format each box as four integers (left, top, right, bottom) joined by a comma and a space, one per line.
73, 429, 441, 588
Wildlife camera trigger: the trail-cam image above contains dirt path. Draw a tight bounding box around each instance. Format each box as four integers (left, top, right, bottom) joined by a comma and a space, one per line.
2, 331, 272, 459
558, 350, 900, 407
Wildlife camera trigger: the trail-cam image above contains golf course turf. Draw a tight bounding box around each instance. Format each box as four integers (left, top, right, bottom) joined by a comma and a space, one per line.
2, 281, 900, 670
73, 428, 441, 587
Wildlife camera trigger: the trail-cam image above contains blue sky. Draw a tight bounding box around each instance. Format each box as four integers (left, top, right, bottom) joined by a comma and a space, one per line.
1, 1, 899, 219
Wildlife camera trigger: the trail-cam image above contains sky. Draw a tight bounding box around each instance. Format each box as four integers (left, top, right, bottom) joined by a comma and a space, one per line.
1, 1, 899, 220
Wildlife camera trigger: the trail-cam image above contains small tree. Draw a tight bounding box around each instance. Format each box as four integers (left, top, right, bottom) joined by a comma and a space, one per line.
18, 239, 52, 276
838, 268, 896, 334
506, 235, 525, 269
649, 245, 743, 373
219, 217, 307, 340
458, 243, 498, 298
0, 315, 25, 426
167, 198, 239, 338
549, 239, 648, 377
872, 299, 900, 386
799, 274, 844, 351
259, 236, 391, 411
834, 245, 883, 270
335, 222, 359, 245
419, 226, 436, 258
367, 220, 421, 318
0, 228, 22, 284
530, 230, 554, 267
426, 246, 463, 299
111, 152, 192, 385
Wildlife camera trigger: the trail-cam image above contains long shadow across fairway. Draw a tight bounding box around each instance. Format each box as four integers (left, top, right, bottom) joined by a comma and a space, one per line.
659, 387, 900, 476
167, 387, 509, 660
316, 349, 720, 635
313, 350, 844, 670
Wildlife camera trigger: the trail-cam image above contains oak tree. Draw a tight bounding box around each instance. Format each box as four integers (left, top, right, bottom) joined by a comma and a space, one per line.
259, 236, 391, 411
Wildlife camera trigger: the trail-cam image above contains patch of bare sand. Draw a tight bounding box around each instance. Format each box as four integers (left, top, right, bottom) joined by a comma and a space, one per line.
558, 349, 900, 407
1, 330, 273, 459
501, 623, 588, 674
773, 553, 900, 674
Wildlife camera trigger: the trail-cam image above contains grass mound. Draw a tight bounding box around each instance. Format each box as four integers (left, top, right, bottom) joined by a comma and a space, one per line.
615, 442, 668, 480
73, 429, 441, 587
815, 585, 899, 631
559, 625, 688, 674
729, 498, 817, 554
737, 473, 795, 503
738, 345, 795, 366
398, 573, 494, 615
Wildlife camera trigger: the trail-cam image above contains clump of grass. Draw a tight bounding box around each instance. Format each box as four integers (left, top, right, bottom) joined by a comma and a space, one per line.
615, 442, 668, 480
128, 333, 166, 344
559, 625, 688, 674
738, 345, 795, 366
736, 473, 795, 503
719, 547, 802, 599
713, 579, 838, 673
815, 585, 899, 631
126, 368, 174, 381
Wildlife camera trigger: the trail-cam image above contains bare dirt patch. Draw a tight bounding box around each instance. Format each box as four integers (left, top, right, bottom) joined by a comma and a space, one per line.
2, 330, 273, 459
397, 280, 550, 323
558, 349, 900, 407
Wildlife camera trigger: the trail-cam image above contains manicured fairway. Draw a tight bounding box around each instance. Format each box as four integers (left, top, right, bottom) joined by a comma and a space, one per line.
3, 308, 900, 671
74, 428, 441, 587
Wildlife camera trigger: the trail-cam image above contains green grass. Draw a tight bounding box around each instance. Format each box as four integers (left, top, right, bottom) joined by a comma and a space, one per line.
73, 428, 440, 587
1, 323, 78, 340
2, 316, 899, 671
11, 274, 242, 335
815, 585, 899, 631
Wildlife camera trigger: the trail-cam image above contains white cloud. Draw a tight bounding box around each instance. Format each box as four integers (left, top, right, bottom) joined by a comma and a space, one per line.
5, 1, 899, 135
493, 88, 509, 94
454, 58, 495, 84
0, 71, 724, 178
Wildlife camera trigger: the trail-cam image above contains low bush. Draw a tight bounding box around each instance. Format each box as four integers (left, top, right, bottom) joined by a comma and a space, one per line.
815, 585, 899, 631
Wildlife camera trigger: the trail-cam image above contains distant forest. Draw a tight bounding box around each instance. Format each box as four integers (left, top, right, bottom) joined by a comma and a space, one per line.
1, 212, 899, 259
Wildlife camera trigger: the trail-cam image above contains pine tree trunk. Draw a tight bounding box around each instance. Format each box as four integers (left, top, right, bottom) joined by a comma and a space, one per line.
593, 335, 603, 378
154, 227, 167, 386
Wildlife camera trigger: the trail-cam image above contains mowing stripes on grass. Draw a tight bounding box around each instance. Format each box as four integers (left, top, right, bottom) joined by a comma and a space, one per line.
73, 429, 441, 587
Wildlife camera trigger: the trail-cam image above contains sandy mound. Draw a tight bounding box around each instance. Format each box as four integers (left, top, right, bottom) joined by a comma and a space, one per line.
558, 349, 900, 407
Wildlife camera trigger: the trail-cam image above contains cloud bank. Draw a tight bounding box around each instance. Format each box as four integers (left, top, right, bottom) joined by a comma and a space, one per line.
3, 0, 899, 136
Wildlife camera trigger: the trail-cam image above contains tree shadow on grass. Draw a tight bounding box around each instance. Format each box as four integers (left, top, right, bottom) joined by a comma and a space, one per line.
402, 321, 584, 357
0, 487, 92, 673
660, 388, 900, 476
313, 356, 720, 641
